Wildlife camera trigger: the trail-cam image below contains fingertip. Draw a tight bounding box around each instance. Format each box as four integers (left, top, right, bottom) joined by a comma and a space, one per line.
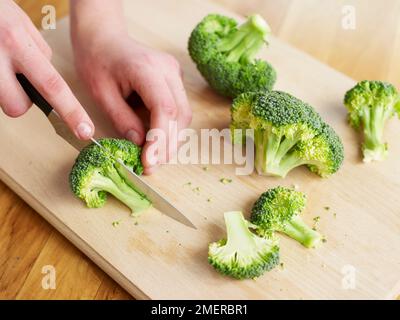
76, 121, 94, 140
143, 165, 157, 175
2, 105, 29, 118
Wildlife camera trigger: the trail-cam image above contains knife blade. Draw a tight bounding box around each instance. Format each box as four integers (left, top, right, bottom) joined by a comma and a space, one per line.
16, 73, 196, 229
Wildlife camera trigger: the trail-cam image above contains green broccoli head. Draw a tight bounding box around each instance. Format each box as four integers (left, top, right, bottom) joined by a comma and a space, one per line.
188, 14, 276, 98
251, 187, 321, 248
231, 91, 343, 177
69, 138, 151, 215
208, 211, 280, 279
344, 80, 400, 162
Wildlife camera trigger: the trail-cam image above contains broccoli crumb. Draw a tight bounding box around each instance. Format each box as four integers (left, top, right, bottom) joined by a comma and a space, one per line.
333, 213, 337, 218
279, 262, 285, 269
220, 178, 232, 184
207, 198, 212, 202
166, 230, 170, 233
202, 166, 209, 171
291, 184, 299, 190
134, 221, 139, 226
112, 220, 121, 227
192, 187, 201, 194
184, 182, 192, 187
324, 206, 330, 211
321, 237, 327, 243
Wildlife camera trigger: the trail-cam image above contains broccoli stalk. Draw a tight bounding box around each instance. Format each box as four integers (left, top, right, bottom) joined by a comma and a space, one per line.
218, 14, 270, 63
96, 165, 150, 214
360, 104, 392, 161
208, 211, 279, 279
280, 215, 321, 249
253, 126, 309, 177
251, 187, 322, 248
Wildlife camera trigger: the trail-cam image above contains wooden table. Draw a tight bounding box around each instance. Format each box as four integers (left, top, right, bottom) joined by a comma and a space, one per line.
1, 0, 399, 299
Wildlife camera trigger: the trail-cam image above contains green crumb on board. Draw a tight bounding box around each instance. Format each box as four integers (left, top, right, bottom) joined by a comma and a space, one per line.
219, 178, 232, 184
280, 262, 285, 269
184, 182, 192, 186
207, 198, 212, 202
333, 213, 337, 218
112, 220, 121, 227
192, 187, 201, 194
324, 206, 330, 211
202, 166, 209, 171
134, 221, 139, 226
291, 184, 299, 190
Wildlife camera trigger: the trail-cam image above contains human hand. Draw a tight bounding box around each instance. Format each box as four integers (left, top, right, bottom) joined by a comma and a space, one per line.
0, 0, 94, 140
71, 29, 192, 174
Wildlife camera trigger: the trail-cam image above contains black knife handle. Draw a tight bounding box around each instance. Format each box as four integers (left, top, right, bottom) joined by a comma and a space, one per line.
16, 73, 53, 116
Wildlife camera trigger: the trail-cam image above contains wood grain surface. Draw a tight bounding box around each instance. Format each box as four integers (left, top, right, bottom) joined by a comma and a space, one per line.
1, 0, 399, 299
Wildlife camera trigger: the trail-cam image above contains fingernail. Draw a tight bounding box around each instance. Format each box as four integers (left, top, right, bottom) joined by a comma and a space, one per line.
76, 122, 93, 140
126, 129, 141, 145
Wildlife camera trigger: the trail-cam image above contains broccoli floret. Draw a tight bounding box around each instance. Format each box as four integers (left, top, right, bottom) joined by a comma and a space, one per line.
188, 14, 276, 98
344, 80, 400, 162
231, 91, 344, 177
251, 187, 321, 248
208, 211, 279, 279
69, 138, 151, 215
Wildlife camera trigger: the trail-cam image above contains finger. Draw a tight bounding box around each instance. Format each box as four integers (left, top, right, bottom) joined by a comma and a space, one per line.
165, 71, 192, 130
0, 62, 31, 117
95, 80, 145, 145
20, 13, 52, 60
13, 46, 94, 140
133, 70, 178, 170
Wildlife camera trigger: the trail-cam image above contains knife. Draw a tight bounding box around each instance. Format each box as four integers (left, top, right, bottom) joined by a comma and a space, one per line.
16, 73, 196, 229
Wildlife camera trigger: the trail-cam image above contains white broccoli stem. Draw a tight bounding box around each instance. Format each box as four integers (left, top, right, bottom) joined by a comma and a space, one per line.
362, 104, 391, 162
92, 170, 150, 215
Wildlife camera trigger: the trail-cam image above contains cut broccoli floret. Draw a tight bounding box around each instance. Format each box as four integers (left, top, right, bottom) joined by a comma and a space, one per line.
69, 138, 151, 215
251, 187, 321, 248
188, 14, 276, 98
231, 91, 344, 177
344, 80, 400, 162
208, 211, 279, 279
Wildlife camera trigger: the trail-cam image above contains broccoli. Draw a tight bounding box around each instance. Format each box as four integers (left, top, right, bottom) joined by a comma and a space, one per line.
188, 14, 276, 98
208, 211, 279, 279
69, 138, 151, 215
231, 91, 344, 177
344, 80, 400, 162
251, 187, 321, 248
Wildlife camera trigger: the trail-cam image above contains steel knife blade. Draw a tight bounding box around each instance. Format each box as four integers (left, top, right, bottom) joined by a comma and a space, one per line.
16, 73, 196, 229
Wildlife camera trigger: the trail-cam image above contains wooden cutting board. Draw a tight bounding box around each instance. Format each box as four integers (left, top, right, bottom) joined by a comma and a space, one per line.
1, 0, 399, 299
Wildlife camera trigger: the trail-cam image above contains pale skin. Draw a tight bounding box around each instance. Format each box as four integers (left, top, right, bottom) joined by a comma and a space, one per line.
0, 0, 191, 174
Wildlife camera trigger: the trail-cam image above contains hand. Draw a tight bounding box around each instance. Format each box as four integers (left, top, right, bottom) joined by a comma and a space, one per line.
71, 30, 192, 174
0, 0, 94, 140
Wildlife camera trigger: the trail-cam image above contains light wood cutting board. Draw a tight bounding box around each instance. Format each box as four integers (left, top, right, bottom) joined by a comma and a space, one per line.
1, 0, 399, 299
